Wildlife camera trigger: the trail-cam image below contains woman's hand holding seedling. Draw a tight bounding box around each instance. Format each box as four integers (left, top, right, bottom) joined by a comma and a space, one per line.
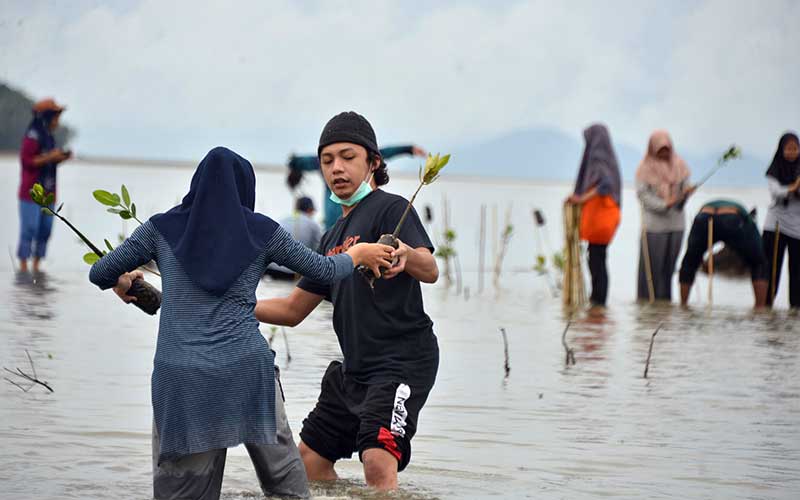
346, 243, 395, 278
113, 270, 145, 303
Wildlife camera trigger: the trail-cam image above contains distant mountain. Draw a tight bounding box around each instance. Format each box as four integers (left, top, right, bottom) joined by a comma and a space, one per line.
0, 81, 76, 151
439, 127, 768, 187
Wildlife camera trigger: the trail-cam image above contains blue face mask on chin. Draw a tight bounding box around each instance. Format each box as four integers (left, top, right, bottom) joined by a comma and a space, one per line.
329, 171, 374, 207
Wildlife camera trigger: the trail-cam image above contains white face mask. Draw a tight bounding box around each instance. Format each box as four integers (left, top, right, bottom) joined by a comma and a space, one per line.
329, 169, 374, 206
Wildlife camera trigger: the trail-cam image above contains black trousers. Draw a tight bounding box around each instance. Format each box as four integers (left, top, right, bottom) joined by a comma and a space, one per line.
762, 230, 800, 308
587, 243, 608, 306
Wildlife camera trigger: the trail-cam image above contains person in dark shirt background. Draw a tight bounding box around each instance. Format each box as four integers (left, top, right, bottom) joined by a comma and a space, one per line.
256, 111, 439, 490
17, 98, 72, 273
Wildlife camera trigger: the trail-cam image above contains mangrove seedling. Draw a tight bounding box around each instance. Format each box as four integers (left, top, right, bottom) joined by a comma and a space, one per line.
691, 144, 743, 191
435, 228, 457, 287
358, 153, 450, 288
493, 211, 513, 288
29, 183, 162, 315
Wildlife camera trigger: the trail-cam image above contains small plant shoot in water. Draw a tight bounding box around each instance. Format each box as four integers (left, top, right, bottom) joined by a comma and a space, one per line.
358, 153, 451, 288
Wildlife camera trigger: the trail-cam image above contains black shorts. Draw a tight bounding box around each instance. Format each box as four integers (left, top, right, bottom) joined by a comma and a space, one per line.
299, 361, 432, 472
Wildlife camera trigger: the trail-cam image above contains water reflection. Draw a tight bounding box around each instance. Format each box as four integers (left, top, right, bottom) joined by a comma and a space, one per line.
11, 270, 58, 323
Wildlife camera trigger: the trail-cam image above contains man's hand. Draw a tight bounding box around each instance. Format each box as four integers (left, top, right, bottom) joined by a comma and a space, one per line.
383, 240, 409, 279
411, 145, 427, 157
790, 178, 800, 193
113, 270, 145, 303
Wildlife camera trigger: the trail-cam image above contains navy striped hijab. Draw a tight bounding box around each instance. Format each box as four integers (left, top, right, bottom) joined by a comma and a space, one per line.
151, 147, 278, 296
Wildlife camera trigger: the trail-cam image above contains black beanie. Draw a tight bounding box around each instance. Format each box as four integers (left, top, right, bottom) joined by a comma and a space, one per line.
317, 111, 380, 158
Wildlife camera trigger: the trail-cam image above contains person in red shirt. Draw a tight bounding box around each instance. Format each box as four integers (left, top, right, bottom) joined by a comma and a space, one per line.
17, 98, 72, 273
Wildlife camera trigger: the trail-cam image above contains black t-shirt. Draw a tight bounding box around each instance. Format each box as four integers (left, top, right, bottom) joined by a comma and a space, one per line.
298, 189, 439, 388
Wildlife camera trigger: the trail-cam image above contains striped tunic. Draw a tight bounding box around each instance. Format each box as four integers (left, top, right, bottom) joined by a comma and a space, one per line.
89, 220, 353, 464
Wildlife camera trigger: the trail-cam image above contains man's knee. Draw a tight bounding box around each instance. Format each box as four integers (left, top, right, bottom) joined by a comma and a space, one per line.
361, 448, 398, 490
298, 441, 337, 481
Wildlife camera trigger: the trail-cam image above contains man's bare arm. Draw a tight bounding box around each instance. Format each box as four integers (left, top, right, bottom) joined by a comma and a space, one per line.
255, 287, 324, 327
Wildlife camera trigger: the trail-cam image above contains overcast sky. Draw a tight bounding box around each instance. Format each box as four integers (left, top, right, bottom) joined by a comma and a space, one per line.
1, 0, 797, 166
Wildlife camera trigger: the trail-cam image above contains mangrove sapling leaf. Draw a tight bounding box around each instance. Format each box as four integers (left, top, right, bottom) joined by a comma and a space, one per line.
104, 239, 115, 252
358, 152, 452, 288
93, 190, 120, 207
92, 185, 159, 277
692, 144, 743, 190
56, 203, 63, 213
83, 253, 100, 265
534, 255, 547, 275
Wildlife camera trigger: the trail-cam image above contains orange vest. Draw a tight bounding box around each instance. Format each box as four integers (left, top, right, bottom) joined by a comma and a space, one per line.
579, 195, 620, 245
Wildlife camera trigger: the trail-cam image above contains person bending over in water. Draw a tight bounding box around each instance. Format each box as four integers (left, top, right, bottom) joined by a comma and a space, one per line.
678, 199, 769, 308
89, 147, 394, 500
256, 112, 439, 491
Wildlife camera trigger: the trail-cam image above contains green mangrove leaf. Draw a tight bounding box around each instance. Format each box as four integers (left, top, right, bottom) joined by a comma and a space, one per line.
120, 211, 132, 220
44, 192, 55, 206
107, 208, 123, 214
131, 203, 137, 218
83, 252, 100, 265
104, 239, 114, 252
93, 190, 120, 207
421, 153, 451, 185
121, 185, 131, 206
56, 202, 64, 213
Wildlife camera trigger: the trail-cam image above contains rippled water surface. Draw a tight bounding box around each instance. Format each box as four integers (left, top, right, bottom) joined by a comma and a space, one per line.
1, 157, 798, 499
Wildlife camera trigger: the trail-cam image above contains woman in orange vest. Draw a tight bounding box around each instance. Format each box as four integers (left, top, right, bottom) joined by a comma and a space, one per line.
566, 124, 622, 307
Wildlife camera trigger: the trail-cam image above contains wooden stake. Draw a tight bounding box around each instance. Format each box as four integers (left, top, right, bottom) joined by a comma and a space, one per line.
491, 204, 498, 265
770, 223, 780, 304
479, 204, 486, 293
640, 205, 655, 303
707, 217, 714, 305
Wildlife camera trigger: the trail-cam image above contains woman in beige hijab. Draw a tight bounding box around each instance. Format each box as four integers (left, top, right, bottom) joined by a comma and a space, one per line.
636, 130, 694, 301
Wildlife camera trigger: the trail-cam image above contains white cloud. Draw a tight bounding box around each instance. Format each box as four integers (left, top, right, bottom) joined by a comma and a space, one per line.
1, 0, 796, 162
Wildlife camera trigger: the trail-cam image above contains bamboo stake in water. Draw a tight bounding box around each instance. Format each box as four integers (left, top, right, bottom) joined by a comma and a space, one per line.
707, 218, 714, 305
478, 204, 486, 294
771, 222, 780, 304
643, 322, 663, 379
563, 203, 586, 308
640, 204, 655, 303
491, 204, 498, 266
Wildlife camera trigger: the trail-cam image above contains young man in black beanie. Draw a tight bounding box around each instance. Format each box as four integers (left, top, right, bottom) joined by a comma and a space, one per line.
256, 111, 439, 490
